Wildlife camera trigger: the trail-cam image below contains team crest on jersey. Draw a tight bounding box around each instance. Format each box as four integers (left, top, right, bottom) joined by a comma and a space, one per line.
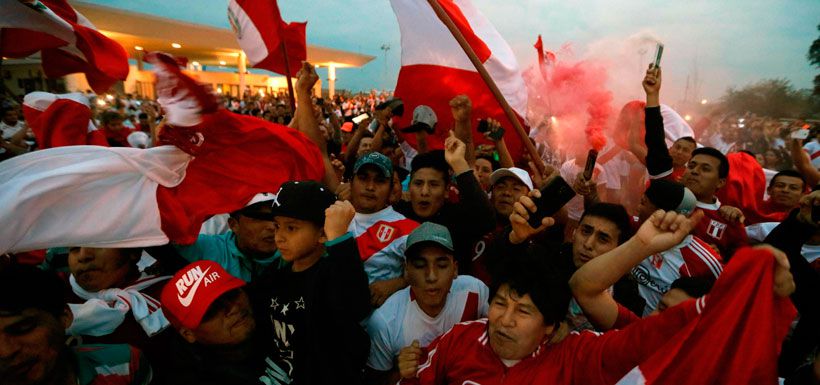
706, 220, 727, 240
376, 224, 396, 243
650, 254, 664, 269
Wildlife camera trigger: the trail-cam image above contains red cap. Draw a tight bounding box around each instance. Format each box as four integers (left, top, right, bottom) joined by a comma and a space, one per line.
160, 261, 246, 330
341, 122, 354, 132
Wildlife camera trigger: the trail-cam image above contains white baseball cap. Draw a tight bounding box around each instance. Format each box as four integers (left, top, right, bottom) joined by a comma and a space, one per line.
126, 131, 150, 148
411, 105, 437, 128
489, 167, 533, 191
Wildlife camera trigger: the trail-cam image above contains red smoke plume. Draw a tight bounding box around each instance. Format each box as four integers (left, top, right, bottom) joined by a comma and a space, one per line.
524, 54, 613, 154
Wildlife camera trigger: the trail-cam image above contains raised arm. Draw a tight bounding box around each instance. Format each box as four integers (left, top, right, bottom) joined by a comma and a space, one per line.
293, 62, 339, 190
450, 95, 475, 166
444, 131, 495, 236
642, 65, 674, 178
568, 209, 704, 329
484, 118, 514, 168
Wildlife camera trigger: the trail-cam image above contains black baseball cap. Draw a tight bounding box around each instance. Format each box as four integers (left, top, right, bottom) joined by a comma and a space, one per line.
271, 181, 337, 225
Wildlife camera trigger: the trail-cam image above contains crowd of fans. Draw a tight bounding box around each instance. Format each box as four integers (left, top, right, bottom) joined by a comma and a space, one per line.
1, 62, 818, 385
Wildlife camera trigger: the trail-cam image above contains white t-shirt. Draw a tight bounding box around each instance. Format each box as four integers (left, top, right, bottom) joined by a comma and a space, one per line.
365, 275, 489, 371
560, 159, 606, 221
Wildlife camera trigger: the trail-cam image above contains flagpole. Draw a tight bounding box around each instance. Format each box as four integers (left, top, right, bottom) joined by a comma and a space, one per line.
280, 40, 297, 114
425, 0, 545, 175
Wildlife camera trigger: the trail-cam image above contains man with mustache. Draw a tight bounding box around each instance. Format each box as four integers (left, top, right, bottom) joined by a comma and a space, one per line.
396, 209, 795, 385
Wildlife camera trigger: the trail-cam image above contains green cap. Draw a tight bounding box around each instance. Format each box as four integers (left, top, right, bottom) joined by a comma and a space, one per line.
405, 222, 454, 258
354, 152, 393, 178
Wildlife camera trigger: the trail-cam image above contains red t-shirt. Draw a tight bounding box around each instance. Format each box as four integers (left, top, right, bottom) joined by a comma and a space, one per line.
692, 199, 749, 258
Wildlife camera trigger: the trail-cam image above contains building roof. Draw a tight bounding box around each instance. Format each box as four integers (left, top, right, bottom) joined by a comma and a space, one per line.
73, 1, 375, 69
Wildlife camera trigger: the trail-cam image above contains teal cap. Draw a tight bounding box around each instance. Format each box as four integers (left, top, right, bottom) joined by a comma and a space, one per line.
405, 222, 454, 257
354, 152, 393, 178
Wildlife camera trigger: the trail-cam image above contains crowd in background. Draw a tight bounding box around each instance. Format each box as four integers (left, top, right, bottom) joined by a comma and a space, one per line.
0, 62, 818, 385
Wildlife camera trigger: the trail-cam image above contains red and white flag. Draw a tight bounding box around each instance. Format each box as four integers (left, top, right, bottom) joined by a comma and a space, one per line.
616, 247, 796, 385
0, 52, 325, 253
23, 92, 108, 148
389, 0, 528, 158
227, 0, 306, 77
0, 0, 129, 93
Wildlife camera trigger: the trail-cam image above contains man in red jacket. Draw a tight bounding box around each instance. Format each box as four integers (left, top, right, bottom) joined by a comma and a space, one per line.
396, 209, 795, 385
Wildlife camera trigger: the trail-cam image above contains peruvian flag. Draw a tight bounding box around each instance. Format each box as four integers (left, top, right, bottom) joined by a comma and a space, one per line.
227, 0, 307, 77
0, 52, 325, 253
23, 92, 108, 148
616, 247, 795, 384
390, 0, 529, 158
0, 0, 129, 93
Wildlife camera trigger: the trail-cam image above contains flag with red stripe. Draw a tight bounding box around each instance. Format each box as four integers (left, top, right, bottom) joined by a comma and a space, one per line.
389, 0, 529, 159
0, 52, 324, 253
0, 0, 129, 93
23, 92, 108, 148
227, 0, 307, 77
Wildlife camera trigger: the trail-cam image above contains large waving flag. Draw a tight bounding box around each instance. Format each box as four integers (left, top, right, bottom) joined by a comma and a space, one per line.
616, 247, 795, 385
23, 92, 108, 148
0, 52, 325, 253
0, 0, 129, 93
227, 0, 307, 77
389, 0, 528, 158
716, 152, 788, 225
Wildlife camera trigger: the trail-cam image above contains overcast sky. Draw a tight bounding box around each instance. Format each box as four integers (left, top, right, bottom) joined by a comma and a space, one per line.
84, 0, 819, 102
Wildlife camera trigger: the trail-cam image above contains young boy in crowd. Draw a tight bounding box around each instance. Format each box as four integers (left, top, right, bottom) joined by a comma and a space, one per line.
365, 222, 489, 384
252, 180, 372, 385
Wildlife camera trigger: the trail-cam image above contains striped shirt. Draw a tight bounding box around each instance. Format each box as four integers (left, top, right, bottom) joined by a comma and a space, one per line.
631, 235, 723, 315
347, 206, 419, 283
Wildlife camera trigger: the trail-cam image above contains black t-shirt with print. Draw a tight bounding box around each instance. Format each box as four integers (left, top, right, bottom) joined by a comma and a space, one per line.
264, 263, 318, 381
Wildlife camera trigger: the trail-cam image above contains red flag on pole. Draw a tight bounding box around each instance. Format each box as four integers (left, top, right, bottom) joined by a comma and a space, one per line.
227, 0, 307, 77
0, 0, 129, 93
389, 0, 529, 159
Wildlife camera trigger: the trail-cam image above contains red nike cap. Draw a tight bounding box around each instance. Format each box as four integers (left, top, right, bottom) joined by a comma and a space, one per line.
160, 260, 246, 330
